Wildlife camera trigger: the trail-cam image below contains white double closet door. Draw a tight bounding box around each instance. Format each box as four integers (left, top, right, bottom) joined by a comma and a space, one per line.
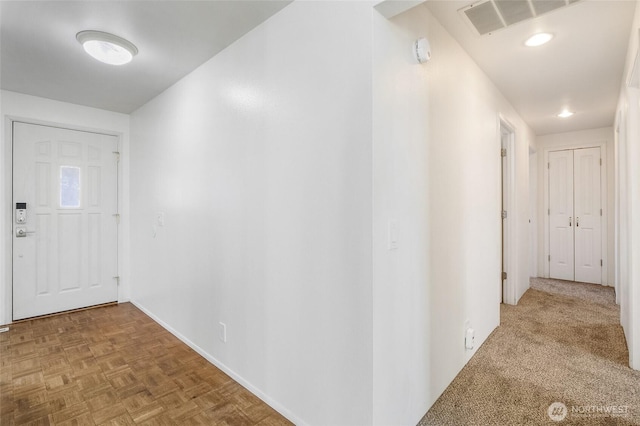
549, 147, 602, 284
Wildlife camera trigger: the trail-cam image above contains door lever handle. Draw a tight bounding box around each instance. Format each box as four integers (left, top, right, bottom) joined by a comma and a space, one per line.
569, 217, 572, 227
15, 227, 35, 238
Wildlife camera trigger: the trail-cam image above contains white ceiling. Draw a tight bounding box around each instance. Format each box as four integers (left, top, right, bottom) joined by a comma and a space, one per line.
427, 0, 636, 135
0, 1, 635, 136
0, 1, 291, 114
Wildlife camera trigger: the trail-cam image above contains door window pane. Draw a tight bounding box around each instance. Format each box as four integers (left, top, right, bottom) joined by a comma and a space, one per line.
60, 166, 81, 208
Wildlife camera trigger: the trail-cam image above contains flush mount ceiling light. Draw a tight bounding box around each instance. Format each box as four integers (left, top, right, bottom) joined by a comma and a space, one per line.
76, 30, 138, 65
525, 32, 554, 47
557, 109, 574, 118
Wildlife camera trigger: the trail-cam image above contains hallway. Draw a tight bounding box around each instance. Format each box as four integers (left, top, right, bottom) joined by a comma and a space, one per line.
2, 1, 640, 423
420, 278, 638, 425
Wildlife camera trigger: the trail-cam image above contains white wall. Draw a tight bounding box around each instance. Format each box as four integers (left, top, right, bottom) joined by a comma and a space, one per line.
422, 0, 534, 398
616, 0, 640, 370
1, 1, 540, 423
529, 150, 538, 277
372, 4, 534, 422
0, 90, 130, 326
129, 2, 373, 425
372, 7, 430, 425
535, 127, 615, 285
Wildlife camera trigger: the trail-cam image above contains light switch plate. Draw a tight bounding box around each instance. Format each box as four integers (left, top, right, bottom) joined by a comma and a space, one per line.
219, 322, 227, 343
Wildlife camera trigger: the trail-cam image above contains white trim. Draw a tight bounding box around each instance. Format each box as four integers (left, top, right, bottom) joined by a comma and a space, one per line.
529, 149, 538, 278
130, 300, 306, 426
614, 111, 623, 303
1, 119, 12, 325
499, 115, 517, 305
2, 116, 128, 324
623, 87, 640, 369
542, 141, 609, 285
374, 0, 426, 19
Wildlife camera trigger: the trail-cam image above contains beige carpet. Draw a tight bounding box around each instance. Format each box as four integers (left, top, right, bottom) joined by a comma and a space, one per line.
419, 278, 640, 425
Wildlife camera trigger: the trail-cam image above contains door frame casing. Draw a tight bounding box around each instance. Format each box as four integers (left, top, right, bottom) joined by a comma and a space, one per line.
543, 142, 608, 284
499, 116, 517, 305
2, 116, 125, 323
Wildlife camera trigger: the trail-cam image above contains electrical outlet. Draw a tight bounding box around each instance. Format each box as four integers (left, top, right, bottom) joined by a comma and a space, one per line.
464, 320, 474, 350
219, 322, 227, 343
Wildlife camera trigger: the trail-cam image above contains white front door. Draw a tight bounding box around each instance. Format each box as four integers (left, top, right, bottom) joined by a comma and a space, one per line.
574, 147, 602, 284
548, 147, 602, 284
12, 122, 119, 320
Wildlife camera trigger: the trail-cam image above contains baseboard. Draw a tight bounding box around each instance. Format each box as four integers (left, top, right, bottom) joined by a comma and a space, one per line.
130, 300, 305, 426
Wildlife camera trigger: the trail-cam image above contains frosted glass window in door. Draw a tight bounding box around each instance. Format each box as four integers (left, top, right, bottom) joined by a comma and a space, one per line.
60, 166, 81, 208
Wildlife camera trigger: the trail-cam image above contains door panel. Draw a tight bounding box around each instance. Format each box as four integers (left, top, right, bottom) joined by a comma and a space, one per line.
13, 122, 118, 320
574, 147, 602, 284
549, 150, 574, 280
548, 147, 602, 284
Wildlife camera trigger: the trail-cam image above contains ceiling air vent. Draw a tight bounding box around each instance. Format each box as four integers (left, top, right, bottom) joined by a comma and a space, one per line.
460, 0, 580, 36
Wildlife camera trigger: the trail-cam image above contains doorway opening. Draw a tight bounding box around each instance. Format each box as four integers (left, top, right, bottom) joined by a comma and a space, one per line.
500, 118, 515, 304
529, 147, 538, 279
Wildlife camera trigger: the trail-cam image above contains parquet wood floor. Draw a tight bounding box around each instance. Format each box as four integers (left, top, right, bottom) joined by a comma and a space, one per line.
0, 303, 293, 425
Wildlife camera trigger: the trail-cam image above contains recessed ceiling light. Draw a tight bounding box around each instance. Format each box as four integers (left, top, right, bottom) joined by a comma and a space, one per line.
76, 31, 138, 66
525, 32, 554, 47
557, 110, 574, 118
